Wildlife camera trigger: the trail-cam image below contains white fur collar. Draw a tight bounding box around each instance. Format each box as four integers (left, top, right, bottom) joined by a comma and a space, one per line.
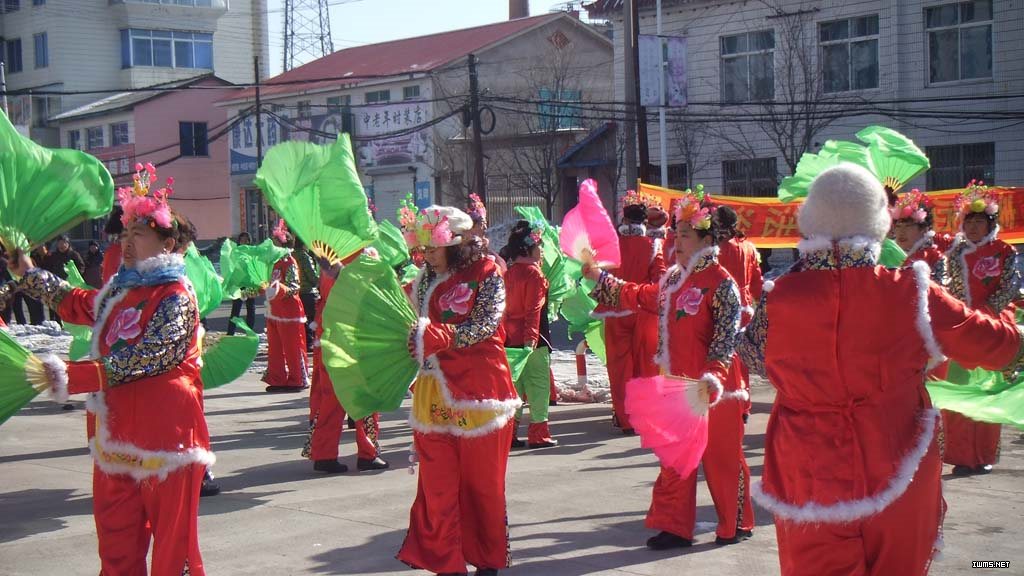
906, 230, 936, 257
954, 225, 1000, 251
131, 253, 186, 275
618, 223, 647, 237
680, 245, 720, 277
797, 235, 882, 259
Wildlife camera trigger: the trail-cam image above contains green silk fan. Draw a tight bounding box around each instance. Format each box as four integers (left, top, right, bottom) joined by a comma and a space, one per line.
373, 220, 410, 269
254, 134, 377, 265
0, 328, 56, 426
0, 110, 114, 253
61, 261, 94, 361
856, 126, 930, 194
220, 238, 289, 298
201, 318, 260, 390
184, 244, 224, 319
320, 255, 419, 420
777, 140, 872, 203
514, 206, 574, 323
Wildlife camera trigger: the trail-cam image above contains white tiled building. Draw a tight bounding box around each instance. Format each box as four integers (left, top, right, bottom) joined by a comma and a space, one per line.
585, 0, 1023, 194
0, 0, 268, 145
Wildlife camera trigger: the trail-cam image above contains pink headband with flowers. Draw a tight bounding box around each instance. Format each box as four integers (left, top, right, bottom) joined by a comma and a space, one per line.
954, 180, 999, 218
272, 219, 289, 243
891, 189, 932, 224
467, 193, 487, 223
672, 184, 712, 231
117, 162, 174, 229
398, 194, 456, 248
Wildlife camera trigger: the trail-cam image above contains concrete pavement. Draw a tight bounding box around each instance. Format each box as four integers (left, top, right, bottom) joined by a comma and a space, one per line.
1, 366, 1022, 575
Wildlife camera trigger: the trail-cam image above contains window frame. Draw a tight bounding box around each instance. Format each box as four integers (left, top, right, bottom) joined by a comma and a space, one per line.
719, 30, 776, 104
364, 89, 391, 104
925, 142, 995, 189
109, 122, 130, 147
402, 85, 421, 101
67, 129, 81, 150
4, 38, 23, 74
33, 32, 48, 69
86, 127, 104, 150
721, 157, 779, 197
122, 28, 213, 69
925, 1, 994, 85
818, 15, 880, 93
179, 121, 209, 157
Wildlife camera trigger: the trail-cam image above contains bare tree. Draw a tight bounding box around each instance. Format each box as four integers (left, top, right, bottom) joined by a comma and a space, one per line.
671, 118, 715, 189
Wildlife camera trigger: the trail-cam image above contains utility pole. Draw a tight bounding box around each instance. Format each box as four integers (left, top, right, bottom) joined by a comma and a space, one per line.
657, 0, 668, 188
0, 62, 7, 116
632, 0, 650, 184
623, 0, 638, 196
468, 54, 487, 202
254, 56, 263, 167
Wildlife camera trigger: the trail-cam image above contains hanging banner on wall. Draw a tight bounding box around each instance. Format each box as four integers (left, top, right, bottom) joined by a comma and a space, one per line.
638, 182, 1024, 248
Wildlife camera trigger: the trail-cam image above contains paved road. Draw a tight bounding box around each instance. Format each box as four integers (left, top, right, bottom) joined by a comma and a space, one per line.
1, 364, 1021, 575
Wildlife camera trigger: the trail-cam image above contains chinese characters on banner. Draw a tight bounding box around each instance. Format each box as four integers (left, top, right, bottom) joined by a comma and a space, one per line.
355, 101, 433, 169
638, 183, 1024, 247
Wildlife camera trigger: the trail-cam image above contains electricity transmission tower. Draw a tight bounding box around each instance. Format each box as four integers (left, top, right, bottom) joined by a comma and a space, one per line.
282, 0, 334, 71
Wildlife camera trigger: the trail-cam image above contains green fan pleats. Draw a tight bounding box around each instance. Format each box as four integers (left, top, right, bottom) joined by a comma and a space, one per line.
0, 111, 114, 253
185, 244, 224, 319
777, 126, 928, 202
583, 320, 607, 364
63, 261, 87, 289
400, 263, 421, 284
0, 328, 38, 426
254, 134, 377, 264
927, 361, 1024, 427
505, 347, 534, 382
201, 319, 260, 390
879, 238, 908, 268
321, 256, 419, 419
220, 239, 289, 298
856, 126, 930, 192
374, 220, 410, 269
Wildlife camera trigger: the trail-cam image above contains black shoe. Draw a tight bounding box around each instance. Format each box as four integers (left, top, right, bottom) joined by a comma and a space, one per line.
622, 428, 636, 436
357, 457, 390, 471
200, 478, 221, 497
742, 412, 749, 424
347, 417, 356, 429
737, 529, 753, 540
548, 399, 557, 406
715, 535, 740, 546
528, 439, 559, 449
952, 465, 973, 476
62, 403, 75, 411
475, 569, 499, 576
974, 464, 994, 475
313, 459, 348, 474
646, 531, 692, 550
510, 438, 526, 449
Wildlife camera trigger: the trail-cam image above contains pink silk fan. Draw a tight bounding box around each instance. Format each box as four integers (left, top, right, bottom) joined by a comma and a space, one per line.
558, 179, 621, 268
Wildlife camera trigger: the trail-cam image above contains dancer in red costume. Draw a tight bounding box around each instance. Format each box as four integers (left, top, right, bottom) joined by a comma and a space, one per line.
585, 187, 755, 548
714, 205, 763, 422
893, 189, 945, 281
736, 165, 1024, 576
303, 253, 389, 473
397, 204, 520, 576
465, 193, 507, 274
263, 220, 309, 392
503, 220, 557, 449
942, 182, 1020, 476
11, 164, 212, 575
101, 206, 125, 286
594, 190, 666, 434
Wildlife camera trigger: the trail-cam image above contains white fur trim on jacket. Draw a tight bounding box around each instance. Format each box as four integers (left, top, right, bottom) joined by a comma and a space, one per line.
85, 391, 216, 481
702, 373, 725, 408
911, 260, 947, 367
907, 230, 936, 258
762, 279, 775, 294
751, 409, 939, 524
265, 313, 307, 323
408, 363, 523, 438
417, 271, 451, 317
413, 318, 430, 366
653, 246, 720, 373
590, 309, 634, 319
40, 354, 69, 404
134, 253, 186, 276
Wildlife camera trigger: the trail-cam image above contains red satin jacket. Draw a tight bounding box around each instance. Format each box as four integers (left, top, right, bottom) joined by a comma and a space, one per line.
503, 257, 548, 347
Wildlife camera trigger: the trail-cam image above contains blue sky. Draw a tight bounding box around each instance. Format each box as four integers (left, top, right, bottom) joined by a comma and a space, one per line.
266, 0, 578, 76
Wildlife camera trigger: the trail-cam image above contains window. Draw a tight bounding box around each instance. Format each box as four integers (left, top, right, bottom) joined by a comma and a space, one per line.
722, 157, 778, 197
126, 0, 212, 5
121, 29, 213, 69
926, 1, 992, 83
537, 89, 582, 130
720, 30, 774, 103
179, 122, 208, 157
2, 1, 19, 13
86, 127, 104, 150
403, 85, 421, 100
67, 130, 81, 150
4, 38, 23, 73
926, 142, 995, 190
33, 32, 48, 69
648, 164, 688, 191
110, 122, 130, 146
365, 89, 390, 104
819, 15, 878, 92
33, 0, 44, 5
326, 95, 351, 112
296, 100, 312, 119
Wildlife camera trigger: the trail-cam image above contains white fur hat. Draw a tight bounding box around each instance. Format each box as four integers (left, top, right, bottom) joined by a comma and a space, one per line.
424, 205, 474, 246
797, 163, 890, 241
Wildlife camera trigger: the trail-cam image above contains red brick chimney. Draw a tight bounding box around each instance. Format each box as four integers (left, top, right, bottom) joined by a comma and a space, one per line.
510, 0, 529, 19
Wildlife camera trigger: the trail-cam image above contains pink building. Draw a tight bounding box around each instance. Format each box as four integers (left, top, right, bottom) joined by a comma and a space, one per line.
53, 75, 239, 241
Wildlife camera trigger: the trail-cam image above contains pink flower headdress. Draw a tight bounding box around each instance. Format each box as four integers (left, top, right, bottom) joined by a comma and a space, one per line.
891, 189, 933, 224
467, 193, 487, 225
672, 184, 712, 231
954, 180, 999, 219
272, 219, 289, 244
398, 194, 466, 249
117, 162, 174, 229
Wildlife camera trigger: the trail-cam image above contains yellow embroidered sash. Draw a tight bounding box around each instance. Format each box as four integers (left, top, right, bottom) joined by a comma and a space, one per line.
411, 373, 504, 432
